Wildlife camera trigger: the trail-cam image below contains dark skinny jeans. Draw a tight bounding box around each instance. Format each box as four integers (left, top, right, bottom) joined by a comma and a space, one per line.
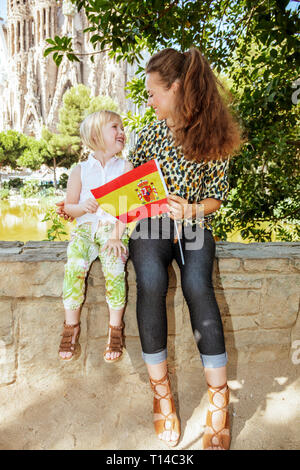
128, 216, 228, 369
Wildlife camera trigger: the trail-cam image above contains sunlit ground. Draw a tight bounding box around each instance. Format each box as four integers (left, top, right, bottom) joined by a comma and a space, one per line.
0, 358, 298, 449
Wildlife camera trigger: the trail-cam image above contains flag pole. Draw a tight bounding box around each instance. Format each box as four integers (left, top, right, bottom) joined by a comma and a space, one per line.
174, 220, 185, 265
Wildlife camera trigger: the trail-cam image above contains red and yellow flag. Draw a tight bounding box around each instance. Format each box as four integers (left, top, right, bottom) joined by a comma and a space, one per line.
90, 159, 169, 227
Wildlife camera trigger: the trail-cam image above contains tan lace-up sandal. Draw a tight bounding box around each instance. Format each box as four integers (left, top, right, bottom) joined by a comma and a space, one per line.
203, 382, 231, 450
58, 321, 81, 361
149, 372, 181, 447
103, 322, 125, 363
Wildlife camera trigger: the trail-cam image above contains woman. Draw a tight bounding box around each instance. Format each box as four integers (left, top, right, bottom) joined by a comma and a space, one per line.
57, 47, 242, 450
126, 47, 241, 450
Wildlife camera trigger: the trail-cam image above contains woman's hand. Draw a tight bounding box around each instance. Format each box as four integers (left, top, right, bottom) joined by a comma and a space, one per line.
102, 238, 128, 259
55, 200, 74, 221
167, 194, 193, 220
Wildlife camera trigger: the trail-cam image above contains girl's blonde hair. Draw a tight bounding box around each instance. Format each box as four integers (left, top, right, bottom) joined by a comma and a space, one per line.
80, 110, 123, 152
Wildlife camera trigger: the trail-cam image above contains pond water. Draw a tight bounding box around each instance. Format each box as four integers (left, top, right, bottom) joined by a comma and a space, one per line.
0, 199, 75, 242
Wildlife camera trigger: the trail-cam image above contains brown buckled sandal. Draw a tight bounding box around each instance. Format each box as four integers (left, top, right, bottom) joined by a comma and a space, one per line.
203, 382, 231, 450
58, 321, 81, 361
149, 372, 181, 447
103, 322, 125, 363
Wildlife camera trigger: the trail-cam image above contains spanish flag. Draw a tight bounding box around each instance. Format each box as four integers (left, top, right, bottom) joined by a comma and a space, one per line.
90, 159, 169, 227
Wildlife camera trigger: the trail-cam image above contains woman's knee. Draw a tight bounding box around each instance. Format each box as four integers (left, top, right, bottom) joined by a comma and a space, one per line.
181, 272, 214, 303
136, 268, 168, 297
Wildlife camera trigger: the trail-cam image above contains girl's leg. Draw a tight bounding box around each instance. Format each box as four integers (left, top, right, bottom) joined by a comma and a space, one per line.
59, 307, 81, 359
60, 225, 98, 359
105, 305, 126, 360
97, 223, 129, 361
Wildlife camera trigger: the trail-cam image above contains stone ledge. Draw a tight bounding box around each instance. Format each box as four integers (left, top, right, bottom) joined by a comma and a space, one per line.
0, 240, 300, 262
0, 241, 299, 385
0, 241, 68, 262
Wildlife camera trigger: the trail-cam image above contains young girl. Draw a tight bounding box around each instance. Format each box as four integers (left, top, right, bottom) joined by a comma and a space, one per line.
58, 110, 133, 363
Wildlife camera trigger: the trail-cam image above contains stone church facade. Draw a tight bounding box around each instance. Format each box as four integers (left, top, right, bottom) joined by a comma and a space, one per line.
0, 0, 137, 138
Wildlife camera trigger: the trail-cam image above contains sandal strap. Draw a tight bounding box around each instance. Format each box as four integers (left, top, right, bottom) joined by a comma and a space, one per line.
207, 383, 229, 408
206, 383, 230, 435
149, 372, 180, 438
59, 321, 81, 353
108, 322, 125, 332
63, 321, 81, 329
105, 322, 125, 353
149, 372, 170, 397
149, 372, 173, 416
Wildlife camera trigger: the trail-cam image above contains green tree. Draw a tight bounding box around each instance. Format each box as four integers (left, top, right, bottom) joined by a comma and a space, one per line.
17, 137, 49, 171
214, 1, 300, 242
42, 84, 119, 186
41, 127, 79, 188
0, 130, 29, 171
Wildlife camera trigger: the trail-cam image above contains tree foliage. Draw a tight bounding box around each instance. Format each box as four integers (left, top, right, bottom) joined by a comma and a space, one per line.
44, 0, 300, 241
0, 130, 29, 169
216, 1, 300, 241
17, 137, 49, 171
0, 131, 49, 175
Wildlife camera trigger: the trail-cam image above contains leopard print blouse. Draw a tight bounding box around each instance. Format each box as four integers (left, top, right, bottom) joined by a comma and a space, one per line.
127, 119, 230, 231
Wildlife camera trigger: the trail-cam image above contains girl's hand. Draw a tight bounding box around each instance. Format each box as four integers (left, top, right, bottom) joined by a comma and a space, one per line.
167, 194, 193, 220
102, 239, 128, 259
80, 198, 99, 214
55, 200, 74, 221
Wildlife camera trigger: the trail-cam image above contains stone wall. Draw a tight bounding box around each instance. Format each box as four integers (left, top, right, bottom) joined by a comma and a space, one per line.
0, 241, 299, 387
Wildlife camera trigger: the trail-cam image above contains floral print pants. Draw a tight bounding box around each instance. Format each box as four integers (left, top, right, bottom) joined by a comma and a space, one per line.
62, 222, 129, 311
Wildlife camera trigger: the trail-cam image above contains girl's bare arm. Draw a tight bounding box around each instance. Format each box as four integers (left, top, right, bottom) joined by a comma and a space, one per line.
64, 165, 98, 218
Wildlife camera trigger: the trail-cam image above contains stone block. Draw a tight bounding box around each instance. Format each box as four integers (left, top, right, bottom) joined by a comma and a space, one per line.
243, 258, 290, 272
0, 300, 14, 345
0, 262, 65, 298
225, 328, 290, 350
259, 277, 299, 328
216, 274, 263, 289
290, 258, 300, 272
215, 290, 261, 316
223, 315, 259, 332
218, 258, 241, 272
228, 344, 290, 364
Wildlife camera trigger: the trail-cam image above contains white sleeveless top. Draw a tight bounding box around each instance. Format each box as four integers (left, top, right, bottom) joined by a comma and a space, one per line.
76, 153, 126, 235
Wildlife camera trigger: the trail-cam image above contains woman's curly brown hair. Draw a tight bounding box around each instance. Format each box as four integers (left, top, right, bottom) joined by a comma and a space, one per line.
146, 47, 243, 162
